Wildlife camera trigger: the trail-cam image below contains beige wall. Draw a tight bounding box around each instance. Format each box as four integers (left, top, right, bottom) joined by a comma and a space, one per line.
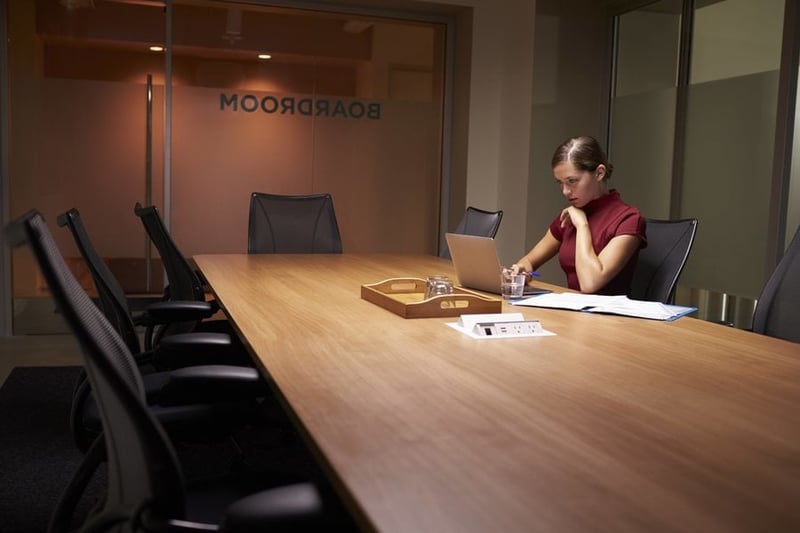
431, 0, 537, 265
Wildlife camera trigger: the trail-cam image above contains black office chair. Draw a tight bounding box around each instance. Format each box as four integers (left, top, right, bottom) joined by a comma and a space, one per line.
442, 206, 503, 259
751, 224, 800, 343
58, 206, 260, 459
6, 210, 349, 533
629, 218, 698, 304
247, 192, 343, 254
133, 203, 246, 350
57, 208, 235, 369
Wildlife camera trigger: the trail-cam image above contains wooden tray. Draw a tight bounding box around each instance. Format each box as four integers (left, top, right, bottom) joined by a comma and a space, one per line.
361, 277, 501, 318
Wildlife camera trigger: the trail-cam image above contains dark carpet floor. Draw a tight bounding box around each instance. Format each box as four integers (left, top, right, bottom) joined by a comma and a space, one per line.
0, 365, 359, 533
0, 366, 90, 533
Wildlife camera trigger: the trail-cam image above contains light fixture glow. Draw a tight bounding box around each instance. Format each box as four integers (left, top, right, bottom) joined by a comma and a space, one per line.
258, 54, 272, 60
149, 46, 164, 52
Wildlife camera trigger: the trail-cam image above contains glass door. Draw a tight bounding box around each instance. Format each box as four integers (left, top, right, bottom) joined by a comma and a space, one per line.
6, 0, 166, 333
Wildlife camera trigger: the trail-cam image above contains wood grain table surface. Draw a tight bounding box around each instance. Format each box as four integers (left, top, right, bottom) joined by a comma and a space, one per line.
194, 253, 800, 533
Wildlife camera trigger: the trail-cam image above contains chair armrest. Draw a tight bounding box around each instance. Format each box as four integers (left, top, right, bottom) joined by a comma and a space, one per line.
135, 300, 216, 326
155, 365, 265, 405
222, 483, 324, 532
152, 332, 245, 369
162, 484, 325, 532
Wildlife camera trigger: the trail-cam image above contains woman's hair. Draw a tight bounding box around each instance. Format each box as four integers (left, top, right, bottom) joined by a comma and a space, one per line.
551, 136, 614, 179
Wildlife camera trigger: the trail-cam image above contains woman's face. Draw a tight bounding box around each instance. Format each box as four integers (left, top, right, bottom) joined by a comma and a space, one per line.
553, 161, 606, 208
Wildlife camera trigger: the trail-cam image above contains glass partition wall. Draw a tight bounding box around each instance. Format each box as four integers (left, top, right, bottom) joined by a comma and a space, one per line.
6, 0, 167, 334
679, 0, 785, 323
168, 1, 445, 258
610, 0, 790, 327
4, 0, 446, 334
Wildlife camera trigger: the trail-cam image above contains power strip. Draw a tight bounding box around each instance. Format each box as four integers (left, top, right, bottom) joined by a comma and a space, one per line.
472, 320, 543, 337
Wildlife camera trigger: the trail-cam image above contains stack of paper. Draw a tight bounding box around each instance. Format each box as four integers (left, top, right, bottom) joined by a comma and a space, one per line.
511, 293, 697, 321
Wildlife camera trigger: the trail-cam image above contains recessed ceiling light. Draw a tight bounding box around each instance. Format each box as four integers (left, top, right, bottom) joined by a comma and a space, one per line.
258, 54, 272, 60
149, 46, 164, 52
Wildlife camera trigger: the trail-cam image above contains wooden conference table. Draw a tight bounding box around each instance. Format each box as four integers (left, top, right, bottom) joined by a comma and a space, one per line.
194, 253, 800, 533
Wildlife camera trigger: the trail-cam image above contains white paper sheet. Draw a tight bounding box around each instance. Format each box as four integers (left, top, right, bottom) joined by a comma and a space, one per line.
511, 293, 697, 321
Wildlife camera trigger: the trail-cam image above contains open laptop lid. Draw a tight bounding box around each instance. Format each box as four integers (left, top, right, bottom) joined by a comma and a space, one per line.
445, 233, 548, 296
445, 233, 504, 293
444, 233, 550, 296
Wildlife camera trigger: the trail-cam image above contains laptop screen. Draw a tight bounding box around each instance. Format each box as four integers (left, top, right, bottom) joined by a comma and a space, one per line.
444, 233, 549, 296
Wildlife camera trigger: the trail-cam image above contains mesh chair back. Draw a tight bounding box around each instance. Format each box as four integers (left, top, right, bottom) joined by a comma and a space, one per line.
629, 218, 698, 303
248, 192, 343, 254
134, 203, 205, 303
752, 225, 800, 343
7, 211, 185, 525
443, 206, 503, 259
57, 208, 141, 354
135, 203, 210, 342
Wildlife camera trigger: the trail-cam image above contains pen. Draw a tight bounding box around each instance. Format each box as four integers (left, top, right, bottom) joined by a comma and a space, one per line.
507, 265, 540, 277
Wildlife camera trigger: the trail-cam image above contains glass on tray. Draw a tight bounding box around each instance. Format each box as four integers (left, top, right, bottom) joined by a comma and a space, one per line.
424, 275, 454, 299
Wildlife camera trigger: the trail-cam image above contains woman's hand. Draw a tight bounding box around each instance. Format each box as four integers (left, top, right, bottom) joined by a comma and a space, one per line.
560, 206, 589, 229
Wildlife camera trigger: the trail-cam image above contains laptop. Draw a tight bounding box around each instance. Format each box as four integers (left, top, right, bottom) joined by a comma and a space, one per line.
444, 233, 550, 296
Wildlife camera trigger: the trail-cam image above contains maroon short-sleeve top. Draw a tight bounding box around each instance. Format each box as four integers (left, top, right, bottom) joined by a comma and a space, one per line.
549, 190, 647, 295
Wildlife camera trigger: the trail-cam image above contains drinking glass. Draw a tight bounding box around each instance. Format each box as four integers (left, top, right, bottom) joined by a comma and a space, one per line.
424, 275, 454, 299
500, 268, 526, 300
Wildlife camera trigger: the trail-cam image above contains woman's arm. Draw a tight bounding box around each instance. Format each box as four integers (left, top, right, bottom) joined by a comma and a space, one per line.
511, 230, 560, 276
563, 206, 640, 293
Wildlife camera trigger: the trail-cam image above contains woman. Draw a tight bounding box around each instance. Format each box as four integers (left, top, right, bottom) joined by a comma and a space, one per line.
511, 136, 646, 295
